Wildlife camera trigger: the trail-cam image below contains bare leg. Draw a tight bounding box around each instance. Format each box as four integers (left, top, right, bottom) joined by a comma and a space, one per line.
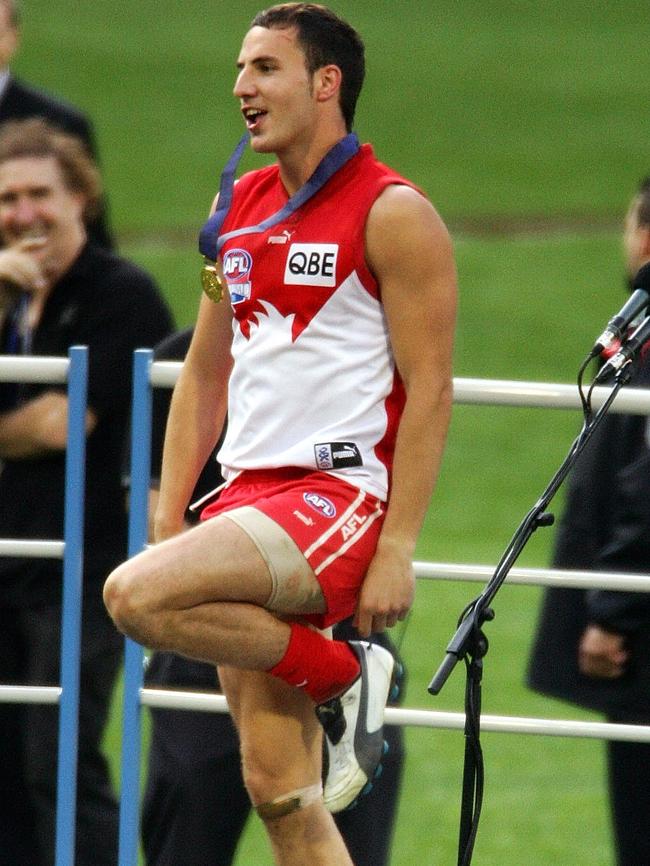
104, 516, 308, 669
105, 514, 356, 863
220, 667, 354, 866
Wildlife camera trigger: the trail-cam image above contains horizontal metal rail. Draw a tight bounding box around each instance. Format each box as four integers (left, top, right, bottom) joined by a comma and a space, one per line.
0, 539, 65, 558
150, 361, 650, 415
141, 688, 650, 744
0, 685, 61, 704
0, 355, 68, 383
452, 377, 650, 413
414, 561, 650, 592
5, 357, 649, 415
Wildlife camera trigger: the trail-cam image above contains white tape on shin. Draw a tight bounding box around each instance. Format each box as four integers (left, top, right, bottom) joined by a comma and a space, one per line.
255, 782, 323, 820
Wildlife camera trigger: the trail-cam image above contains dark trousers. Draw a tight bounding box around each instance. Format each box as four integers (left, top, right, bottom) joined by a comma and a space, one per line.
0, 594, 122, 866
142, 660, 404, 866
606, 715, 650, 866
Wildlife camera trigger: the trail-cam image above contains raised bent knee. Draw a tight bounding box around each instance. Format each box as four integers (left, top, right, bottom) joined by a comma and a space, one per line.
103, 561, 152, 644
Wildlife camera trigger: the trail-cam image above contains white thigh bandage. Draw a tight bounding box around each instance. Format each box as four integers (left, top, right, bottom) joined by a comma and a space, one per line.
222, 506, 325, 614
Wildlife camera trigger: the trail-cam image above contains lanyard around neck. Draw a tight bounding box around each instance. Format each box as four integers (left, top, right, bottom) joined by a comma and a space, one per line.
198, 132, 361, 262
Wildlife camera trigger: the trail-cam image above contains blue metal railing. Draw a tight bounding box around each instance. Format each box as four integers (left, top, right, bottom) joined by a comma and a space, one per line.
0, 346, 88, 866
117, 349, 153, 866
55, 346, 89, 866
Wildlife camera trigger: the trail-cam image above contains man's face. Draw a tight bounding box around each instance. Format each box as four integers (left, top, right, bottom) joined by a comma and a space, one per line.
0, 3, 19, 69
0, 155, 86, 279
233, 25, 317, 155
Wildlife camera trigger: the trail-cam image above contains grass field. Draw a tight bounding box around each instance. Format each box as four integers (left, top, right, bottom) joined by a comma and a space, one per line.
13, 2, 650, 863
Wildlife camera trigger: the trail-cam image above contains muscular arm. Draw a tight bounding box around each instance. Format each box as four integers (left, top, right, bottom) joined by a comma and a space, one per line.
154, 293, 234, 541
354, 185, 457, 636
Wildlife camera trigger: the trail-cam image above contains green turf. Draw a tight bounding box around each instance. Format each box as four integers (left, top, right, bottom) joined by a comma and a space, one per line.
13, 2, 647, 862
15, 1, 650, 237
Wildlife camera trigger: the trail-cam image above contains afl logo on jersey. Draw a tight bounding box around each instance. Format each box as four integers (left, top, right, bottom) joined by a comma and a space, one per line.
284, 243, 338, 287
223, 249, 252, 304
303, 492, 337, 518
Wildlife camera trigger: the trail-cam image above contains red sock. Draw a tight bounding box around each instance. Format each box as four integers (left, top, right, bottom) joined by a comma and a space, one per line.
269, 622, 360, 704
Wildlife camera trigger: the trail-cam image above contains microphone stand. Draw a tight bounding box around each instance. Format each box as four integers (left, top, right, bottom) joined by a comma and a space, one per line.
428, 366, 630, 866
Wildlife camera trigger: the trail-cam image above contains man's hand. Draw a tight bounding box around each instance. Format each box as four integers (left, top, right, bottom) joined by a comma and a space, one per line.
0, 244, 47, 305
353, 539, 415, 637
148, 488, 188, 544
578, 624, 629, 679
152, 507, 188, 544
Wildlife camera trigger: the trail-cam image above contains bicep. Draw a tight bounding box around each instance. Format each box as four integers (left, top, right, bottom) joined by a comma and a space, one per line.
366, 186, 457, 387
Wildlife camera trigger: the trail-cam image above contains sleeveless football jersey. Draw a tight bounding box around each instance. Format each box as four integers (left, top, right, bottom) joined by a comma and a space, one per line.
216, 143, 422, 501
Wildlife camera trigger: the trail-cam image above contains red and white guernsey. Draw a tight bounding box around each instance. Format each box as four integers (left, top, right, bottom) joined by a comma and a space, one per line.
217, 143, 421, 501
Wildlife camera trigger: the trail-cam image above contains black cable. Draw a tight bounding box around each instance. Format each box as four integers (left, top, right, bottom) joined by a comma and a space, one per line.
447, 363, 628, 866
577, 351, 596, 421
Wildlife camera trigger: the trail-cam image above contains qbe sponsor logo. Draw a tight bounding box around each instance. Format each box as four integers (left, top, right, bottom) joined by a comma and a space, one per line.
303, 492, 337, 518
284, 243, 338, 287
223, 248, 252, 304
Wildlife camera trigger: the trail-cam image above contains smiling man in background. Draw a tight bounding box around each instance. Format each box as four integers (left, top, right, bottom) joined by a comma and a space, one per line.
0, 118, 172, 866
0, 0, 113, 248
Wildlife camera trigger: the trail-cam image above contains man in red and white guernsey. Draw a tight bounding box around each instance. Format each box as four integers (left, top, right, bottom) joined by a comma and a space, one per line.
104, 5, 456, 865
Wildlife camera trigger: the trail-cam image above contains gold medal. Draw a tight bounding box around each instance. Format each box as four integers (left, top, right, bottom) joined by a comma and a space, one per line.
200, 258, 224, 303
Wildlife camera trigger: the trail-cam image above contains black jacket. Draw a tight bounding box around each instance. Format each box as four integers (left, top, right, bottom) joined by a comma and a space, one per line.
527, 356, 650, 717
0, 243, 174, 605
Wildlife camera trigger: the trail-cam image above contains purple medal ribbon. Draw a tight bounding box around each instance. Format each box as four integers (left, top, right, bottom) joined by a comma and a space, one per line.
198, 132, 360, 262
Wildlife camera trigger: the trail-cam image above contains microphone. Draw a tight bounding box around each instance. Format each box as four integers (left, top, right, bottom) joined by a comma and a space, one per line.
595, 313, 650, 383
591, 261, 650, 356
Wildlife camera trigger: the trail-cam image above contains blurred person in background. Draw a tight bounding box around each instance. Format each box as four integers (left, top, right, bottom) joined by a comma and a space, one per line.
528, 177, 650, 866
138, 328, 406, 866
0, 118, 173, 866
0, 0, 113, 248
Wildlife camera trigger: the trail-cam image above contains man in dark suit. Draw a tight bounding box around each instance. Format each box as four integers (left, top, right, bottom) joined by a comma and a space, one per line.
0, 0, 112, 248
528, 177, 650, 866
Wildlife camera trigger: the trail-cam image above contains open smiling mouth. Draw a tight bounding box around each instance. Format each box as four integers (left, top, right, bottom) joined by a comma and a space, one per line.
243, 108, 267, 131
18, 227, 49, 250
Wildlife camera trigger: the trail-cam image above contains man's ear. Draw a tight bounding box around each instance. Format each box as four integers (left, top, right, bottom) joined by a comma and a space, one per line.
314, 64, 342, 104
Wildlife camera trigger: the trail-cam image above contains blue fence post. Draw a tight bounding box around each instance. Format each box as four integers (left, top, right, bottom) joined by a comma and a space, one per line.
55, 345, 89, 866
117, 349, 154, 866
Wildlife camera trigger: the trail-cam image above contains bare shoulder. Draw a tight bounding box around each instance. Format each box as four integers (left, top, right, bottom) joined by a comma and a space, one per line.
366, 184, 455, 288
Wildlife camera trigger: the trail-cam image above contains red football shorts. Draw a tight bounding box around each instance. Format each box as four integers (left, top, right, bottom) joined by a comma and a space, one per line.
200, 468, 385, 628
